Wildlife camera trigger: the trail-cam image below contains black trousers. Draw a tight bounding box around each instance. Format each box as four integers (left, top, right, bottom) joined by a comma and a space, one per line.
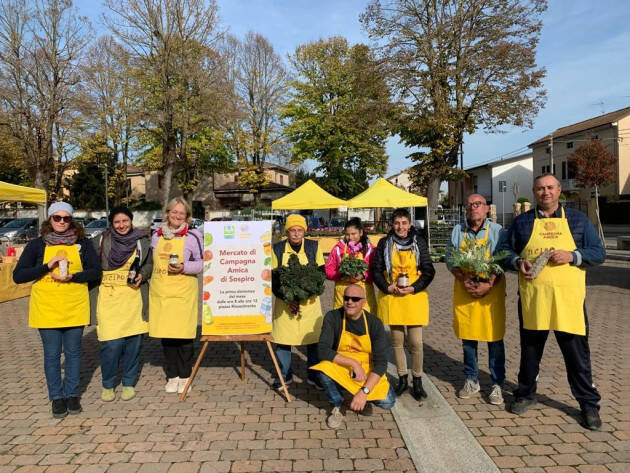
161, 338, 194, 379
515, 299, 601, 410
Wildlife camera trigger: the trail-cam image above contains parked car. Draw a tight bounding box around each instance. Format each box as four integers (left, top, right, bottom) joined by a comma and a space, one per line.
74, 217, 96, 228
191, 218, 203, 229
84, 219, 108, 239
150, 217, 163, 233
0, 218, 39, 242
0, 218, 14, 228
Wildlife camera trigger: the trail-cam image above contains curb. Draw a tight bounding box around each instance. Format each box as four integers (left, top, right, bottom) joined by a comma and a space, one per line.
388, 363, 500, 473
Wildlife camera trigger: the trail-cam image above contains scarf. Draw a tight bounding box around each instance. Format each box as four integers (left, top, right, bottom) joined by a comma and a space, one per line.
105, 228, 146, 270
43, 229, 78, 246
384, 229, 421, 282
158, 222, 187, 240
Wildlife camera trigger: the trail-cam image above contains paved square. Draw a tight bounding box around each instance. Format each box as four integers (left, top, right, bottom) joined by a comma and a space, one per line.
0, 260, 628, 472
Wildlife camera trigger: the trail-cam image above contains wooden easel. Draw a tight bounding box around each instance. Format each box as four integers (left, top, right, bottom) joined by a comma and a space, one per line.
178, 333, 291, 402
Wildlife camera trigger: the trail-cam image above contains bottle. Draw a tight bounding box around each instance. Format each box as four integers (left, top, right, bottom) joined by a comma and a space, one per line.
169, 254, 179, 266
397, 272, 409, 288
127, 248, 141, 284
58, 259, 68, 277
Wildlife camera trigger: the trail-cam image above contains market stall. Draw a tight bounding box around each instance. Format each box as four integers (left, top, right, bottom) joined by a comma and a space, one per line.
346, 178, 427, 208
271, 179, 349, 253
0, 181, 46, 302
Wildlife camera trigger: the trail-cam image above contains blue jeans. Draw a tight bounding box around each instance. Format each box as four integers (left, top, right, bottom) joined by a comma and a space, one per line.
462, 339, 505, 386
100, 334, 144, 389
319, 372, 396, 409
39, 326, 84, 400
275, 343, 319, 382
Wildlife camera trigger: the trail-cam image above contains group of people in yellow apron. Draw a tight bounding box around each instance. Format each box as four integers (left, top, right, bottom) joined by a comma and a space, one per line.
14, 198, 203, 418
16, 175, 605, 432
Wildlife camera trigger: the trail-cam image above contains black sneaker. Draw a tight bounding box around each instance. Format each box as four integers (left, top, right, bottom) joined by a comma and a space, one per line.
66, 397, 82, 415
581, 407, 602, 431
51, 399, 68, 419
509, 397, 537, 415
271, 377, 293, 390
306, 376, 324, 391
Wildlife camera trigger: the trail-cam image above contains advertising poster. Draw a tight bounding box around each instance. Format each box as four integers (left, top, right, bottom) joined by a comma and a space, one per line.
201, 220, 273, 335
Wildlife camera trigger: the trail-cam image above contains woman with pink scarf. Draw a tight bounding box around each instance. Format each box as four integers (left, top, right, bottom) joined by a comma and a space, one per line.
325, 218, 377, 314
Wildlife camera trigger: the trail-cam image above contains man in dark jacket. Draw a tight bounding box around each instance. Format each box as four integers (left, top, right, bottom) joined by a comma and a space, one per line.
499, 174, 606, 430
312, 284, 395, 429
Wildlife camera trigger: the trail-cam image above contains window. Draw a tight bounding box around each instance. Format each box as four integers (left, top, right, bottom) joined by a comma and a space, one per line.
279, 175, 284, 185
545, 146, 551, 154
566, 142, 573, 149
562, 161, 567, 180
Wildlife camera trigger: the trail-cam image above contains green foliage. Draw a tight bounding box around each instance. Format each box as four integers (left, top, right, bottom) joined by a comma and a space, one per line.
67, 162, 106, 211
282, 37, 394, 199
446, 238, 509, 280
517, 197, 530, 204
276, 254, 326, 305
338, 256, 368, 278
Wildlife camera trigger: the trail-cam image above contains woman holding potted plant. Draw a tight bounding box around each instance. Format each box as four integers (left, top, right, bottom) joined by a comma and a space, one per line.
325, 218, 377, 313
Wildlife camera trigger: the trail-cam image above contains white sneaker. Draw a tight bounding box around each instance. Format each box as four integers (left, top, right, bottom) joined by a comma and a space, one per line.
488, 384, 504, 405
458, 379, 480, 399
178, 378, 191, 394
165, 377, 180, 393
326, 406, 344, 429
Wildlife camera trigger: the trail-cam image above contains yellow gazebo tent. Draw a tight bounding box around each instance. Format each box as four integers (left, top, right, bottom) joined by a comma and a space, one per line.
346, 178, 427, 208
0, 181, 46, 204
272, 179, 347, 210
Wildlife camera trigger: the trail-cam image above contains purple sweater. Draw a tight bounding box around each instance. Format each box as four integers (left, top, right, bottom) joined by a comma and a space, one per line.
151, 228, 204, 275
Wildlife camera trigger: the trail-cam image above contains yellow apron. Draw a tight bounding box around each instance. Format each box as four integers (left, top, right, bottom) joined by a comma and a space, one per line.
311, 311, 390, 401
452, 225, 506, 341
29, 244, 89, 328
272, 240, 323, 345
519, 208, 586, 335
149, 235, 198, 339
377, 245, 429, 326
333, 248, 377, 315
96, 253, 148, 342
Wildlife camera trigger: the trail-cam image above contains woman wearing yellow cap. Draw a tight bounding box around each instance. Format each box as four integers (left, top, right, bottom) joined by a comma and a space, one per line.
271, 214, 325, 390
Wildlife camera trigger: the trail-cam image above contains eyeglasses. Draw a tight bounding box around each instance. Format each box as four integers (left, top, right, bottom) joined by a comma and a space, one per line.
51, 215, 72, 223
465, 201, 486, 210
343, 295, 364, 302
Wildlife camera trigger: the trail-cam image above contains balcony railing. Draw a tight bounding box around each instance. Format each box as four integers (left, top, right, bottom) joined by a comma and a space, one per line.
560, 179, 580, 191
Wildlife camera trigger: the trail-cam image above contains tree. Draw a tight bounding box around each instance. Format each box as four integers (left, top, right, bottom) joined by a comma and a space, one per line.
282, 37, 393, 199
66, 161, 106, 211
568, 139, 616, 243
0, 0, 90, 192
219, 33, 288, 199
79, 36, 137, 205
361, 0, 547, 213
104, 0, 223, 208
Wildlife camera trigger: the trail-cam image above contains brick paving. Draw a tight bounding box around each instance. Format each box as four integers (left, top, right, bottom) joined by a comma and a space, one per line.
423, 260, 630, 473
0, 282, 414, 473
0, 260, 628, 472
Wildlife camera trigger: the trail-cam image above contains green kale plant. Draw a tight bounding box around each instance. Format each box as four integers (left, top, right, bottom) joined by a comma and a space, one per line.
275, 254, 326, 308
338, 256, 368, 278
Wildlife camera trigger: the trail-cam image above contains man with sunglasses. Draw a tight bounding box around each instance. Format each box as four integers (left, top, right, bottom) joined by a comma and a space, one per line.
447, 194, 508, 405
311, 284, 395, 429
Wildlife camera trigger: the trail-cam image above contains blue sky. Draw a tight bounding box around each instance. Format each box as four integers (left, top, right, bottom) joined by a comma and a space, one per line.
76, 0, 630, 177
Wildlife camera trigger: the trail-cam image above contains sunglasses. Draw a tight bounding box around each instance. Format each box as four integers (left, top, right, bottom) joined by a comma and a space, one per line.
465, 201, 486, 209
343, 295, 364, 302
51, 215, 72, 223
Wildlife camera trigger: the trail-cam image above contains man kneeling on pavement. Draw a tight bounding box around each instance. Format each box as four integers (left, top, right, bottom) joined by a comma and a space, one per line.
311, 284, 395, 429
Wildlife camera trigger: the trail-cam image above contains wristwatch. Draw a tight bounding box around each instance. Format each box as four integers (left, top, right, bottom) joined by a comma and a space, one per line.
361, 385, 370, 395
